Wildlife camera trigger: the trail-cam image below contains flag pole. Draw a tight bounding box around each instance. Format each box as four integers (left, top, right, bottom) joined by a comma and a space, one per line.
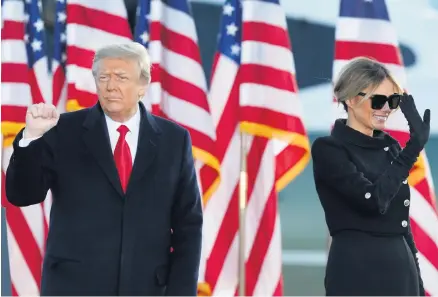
238, 130, 247, 296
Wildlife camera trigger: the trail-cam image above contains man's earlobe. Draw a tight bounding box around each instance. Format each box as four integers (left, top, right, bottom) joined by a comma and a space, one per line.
138, 85, 148, 98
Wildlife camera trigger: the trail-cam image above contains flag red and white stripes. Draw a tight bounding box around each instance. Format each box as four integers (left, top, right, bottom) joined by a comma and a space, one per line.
139, 0, 220, 206
1, 0, 31, 141
333, 1, 438, 295
1, 0, 48, 295
65, 0, 133, 111
200, 0, 310, 295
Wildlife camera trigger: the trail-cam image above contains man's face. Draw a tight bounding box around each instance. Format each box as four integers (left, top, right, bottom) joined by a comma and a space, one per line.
95, 57, 146, 121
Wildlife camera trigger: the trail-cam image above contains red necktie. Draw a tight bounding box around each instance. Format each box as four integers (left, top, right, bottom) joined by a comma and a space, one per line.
114, 125, 132, 193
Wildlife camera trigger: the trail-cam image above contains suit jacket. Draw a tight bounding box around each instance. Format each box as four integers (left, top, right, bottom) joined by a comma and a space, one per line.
5, 102, 203, 296
311, 119, 425, 295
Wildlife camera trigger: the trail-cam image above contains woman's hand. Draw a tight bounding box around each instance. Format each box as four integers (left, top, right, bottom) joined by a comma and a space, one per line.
399, 93, 430, 149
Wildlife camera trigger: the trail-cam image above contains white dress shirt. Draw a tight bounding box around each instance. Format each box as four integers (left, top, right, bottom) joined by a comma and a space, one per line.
104, 108, 140, 163
19, 108, 141, 164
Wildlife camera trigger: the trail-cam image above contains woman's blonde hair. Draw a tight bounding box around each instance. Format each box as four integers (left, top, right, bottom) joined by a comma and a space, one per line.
333, 56, 403, 111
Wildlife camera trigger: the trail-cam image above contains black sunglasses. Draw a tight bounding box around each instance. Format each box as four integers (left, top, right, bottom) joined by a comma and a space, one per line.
358, 92, 401, 110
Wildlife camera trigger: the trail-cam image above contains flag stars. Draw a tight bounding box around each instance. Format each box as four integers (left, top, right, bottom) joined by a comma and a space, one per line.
57, 11, 66, 23
33, 19, 44, 32
230, 44, 240, 55
60, 33, 66, 42
31, 39, 42, 51
62, 53, 67, 62
24, 34, 29, 43
139, 31, 149, 44
226, 22, 238, 36
223, 3, 234, 16
56, 0, 65, 3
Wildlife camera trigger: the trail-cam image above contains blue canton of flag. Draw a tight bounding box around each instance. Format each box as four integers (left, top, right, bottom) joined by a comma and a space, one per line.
24, 0, 47, 69
53, 0, 67, 71
134, 0, 151, 48
218, 0, 242, 65
340, 0, 390, 20
51, 0, 67, 109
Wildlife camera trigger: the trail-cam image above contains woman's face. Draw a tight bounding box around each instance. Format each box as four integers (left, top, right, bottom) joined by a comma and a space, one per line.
347, 78, 399, 132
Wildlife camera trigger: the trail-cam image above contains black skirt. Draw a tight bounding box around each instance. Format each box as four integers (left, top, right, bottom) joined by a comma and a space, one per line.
325, 230, 419, 296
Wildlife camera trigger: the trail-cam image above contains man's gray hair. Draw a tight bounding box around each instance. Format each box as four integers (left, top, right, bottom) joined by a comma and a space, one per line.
333, 56, 402, 111
91, 42, 152, 84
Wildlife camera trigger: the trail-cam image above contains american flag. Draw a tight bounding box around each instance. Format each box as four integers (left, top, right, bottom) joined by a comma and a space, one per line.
52, 0, 67, 113
134, 0, 220, 207
200, 0, 310, 295
1, 0, 50, 295
1, 0, 30, 140
65, 0, 133, 111
333, 0, 438, 295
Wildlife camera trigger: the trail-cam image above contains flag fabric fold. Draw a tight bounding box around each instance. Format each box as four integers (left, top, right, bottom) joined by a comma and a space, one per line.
200, 0, 310, 295
133, 0, 221, 206
1, 0, 50, 295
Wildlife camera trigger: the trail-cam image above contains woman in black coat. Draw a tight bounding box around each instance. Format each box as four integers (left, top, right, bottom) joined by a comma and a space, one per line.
311, 56, 430, 296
